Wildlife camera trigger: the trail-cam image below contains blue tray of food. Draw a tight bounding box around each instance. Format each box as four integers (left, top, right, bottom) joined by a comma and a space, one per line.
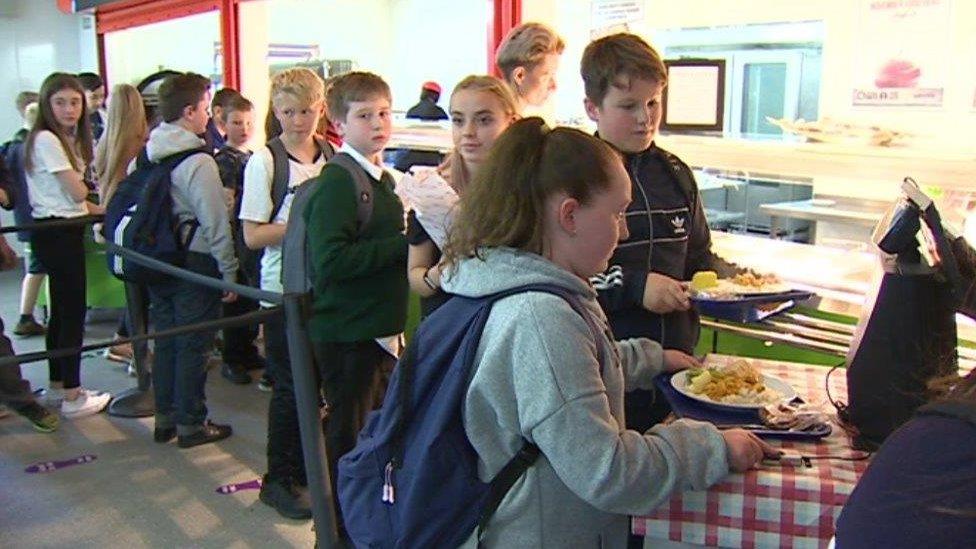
692, 290, 816, 323
655, 372, 832, 440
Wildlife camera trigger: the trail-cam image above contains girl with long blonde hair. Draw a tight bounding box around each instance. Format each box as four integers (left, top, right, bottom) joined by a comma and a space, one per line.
94, 83, 147, 364
405, 75, 518, 317
95, 84, 147, 205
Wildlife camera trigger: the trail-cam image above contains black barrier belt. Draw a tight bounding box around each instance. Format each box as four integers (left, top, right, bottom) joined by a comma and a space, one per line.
0, 214, 104, 234
100, 240, 283, 305
0, 307, 281, 368
1, 214, 283, 305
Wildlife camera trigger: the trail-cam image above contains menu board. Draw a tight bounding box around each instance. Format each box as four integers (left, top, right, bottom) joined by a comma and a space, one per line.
661, 60, 726, 132
851, 0, 951, 108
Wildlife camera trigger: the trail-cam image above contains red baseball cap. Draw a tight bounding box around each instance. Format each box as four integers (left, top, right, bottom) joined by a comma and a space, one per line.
422, 81, 442, 94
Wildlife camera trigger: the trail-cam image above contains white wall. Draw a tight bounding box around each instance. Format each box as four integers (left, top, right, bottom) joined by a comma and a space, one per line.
523, 0, 976, 150
387, 0, 489, 113
104, 10, 221, 88
237, 0, 487, 141
0, 0, 96, 238
0, 0, 97, 140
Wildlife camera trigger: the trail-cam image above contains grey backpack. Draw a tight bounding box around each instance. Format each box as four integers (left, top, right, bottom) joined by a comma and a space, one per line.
280, 152, 375, 294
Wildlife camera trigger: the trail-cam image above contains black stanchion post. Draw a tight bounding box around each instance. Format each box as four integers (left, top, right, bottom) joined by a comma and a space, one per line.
283, 292, 339, 548
108, 282, 155, 417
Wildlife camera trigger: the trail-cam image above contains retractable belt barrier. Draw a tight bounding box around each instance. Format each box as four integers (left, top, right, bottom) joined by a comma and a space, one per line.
2, 215, 341, 548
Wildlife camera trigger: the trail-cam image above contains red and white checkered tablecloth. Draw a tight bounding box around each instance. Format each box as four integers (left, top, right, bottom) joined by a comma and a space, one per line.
632, 357, 870, 549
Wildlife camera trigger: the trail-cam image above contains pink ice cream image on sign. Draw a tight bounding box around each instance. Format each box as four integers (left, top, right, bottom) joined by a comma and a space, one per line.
875, 59, 921, 88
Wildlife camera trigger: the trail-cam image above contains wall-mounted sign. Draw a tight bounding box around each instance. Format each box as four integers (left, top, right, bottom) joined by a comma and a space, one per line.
661, 59, 726, 132
590, 0, 644, 38
851, 0, 951, 108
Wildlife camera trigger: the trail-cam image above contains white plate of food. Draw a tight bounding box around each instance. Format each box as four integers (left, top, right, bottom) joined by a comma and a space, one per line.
691, 271, 792, 300
671, 359, 797, 409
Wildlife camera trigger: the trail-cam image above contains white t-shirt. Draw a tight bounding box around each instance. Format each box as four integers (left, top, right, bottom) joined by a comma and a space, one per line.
26, 130, 88, 218
238, 145, 326, 295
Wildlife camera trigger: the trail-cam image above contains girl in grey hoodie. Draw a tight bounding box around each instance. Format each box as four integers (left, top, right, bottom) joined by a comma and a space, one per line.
441, 118, 776, 548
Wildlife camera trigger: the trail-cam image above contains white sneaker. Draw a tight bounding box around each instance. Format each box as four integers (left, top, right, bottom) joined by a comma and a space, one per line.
61, 389, 112, 419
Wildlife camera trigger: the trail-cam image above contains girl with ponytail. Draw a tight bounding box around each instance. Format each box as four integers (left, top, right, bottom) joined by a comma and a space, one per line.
439, 117, 773, 547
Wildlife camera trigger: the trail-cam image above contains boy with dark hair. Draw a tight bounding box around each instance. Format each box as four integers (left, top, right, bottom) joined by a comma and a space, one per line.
305, 70, 407, 532
204, 87, 240, 152
581, 33, 740, 431
214, 93, 265, 385
77, 72, 106, 140
147, 72, 239, 448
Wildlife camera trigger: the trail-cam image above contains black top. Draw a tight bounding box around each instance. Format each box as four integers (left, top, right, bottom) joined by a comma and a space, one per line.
593, 142, 739, 353
407, 210, 450, 318
214, 145, 252, 217
89, 111, 104, 141
406, 99, 448, 122
835, 406, 976, 548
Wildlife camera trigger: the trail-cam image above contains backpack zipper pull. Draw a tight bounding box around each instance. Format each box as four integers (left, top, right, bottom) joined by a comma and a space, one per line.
382, 461, 395, 504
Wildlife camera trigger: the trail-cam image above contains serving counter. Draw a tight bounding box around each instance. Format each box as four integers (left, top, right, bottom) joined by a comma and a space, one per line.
632, 356, 870, 549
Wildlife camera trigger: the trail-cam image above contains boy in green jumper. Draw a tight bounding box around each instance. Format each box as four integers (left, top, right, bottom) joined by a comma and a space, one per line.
303, 71, 407, 531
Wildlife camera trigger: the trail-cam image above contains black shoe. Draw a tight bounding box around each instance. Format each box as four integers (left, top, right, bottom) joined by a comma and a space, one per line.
257, 373, 274, 392
177, 420, 232, 448
154, 426, 176, 443
15, 403, 59, 432
221, 363, 252, 385
13, 318, 46, 337
241, 351, 268, 371
259, 480, 312, 520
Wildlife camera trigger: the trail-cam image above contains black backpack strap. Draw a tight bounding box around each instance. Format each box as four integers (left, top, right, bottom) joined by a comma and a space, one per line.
152, 147, 211, 247
315, 136, 335, 161
476, 441, 540, 541
474, 283, 608, 542
267, 137, 290, 222
135, 147, 151, 170
328, 152, 374, 235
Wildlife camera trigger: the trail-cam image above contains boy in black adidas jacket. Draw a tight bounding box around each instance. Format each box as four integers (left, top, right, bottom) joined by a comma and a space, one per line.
582, 33, 742, 430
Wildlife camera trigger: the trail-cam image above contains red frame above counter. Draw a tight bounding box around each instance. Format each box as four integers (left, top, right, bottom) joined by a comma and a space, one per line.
66, 0, 523, 94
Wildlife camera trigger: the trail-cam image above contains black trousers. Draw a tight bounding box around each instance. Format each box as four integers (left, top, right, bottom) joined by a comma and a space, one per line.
264, 308, 311, 486
31, 221, 86, 389
313, 339, 389, 529
221, 243, 261, 365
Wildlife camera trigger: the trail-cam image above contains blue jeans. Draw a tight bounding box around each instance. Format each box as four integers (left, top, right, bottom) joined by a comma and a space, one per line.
148, 253, 221, 430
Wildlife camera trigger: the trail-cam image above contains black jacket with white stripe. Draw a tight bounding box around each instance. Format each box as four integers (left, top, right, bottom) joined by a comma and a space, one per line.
591, 143, 739, 353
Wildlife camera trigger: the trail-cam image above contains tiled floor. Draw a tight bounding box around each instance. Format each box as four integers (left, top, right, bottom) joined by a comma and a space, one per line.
0, 261, 315, 548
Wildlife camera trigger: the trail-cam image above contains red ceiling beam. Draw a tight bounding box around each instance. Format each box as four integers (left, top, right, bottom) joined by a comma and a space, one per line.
488, 0, 522, 76
88, 0, 242, 89
219, 0, 240, 89
95, 0, 220, 34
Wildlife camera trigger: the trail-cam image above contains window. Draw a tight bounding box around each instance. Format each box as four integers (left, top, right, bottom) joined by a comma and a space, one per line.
656, 21, 823, 140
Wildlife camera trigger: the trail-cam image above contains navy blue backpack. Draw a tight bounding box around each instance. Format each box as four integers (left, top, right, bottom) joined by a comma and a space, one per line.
338, 283, 600, 548
0, 140, 34, 242
103, 147, 208, 283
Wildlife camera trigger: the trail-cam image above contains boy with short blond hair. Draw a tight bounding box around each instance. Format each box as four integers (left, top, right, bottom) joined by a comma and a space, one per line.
239, 67, 331, 520
582, 33, 740, 431
305, 70, 407, 534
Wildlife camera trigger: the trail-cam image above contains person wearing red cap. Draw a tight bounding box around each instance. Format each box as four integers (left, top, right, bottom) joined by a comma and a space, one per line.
405, 80, 448, 121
